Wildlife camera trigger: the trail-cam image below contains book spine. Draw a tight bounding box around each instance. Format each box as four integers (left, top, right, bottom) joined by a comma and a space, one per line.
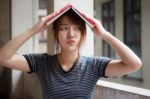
47, 4, 72, 22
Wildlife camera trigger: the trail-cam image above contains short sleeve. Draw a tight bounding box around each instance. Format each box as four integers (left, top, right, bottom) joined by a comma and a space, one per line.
89, 56, 111, 78
23, 53, 49, 73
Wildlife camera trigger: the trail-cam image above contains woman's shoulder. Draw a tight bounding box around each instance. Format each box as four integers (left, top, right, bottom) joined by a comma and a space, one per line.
23, 53, 57, 60
80, 55, 111, 63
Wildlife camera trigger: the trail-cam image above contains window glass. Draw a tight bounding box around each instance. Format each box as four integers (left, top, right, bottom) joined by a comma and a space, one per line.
102, 0, 115, 58
124, 0, 142, 80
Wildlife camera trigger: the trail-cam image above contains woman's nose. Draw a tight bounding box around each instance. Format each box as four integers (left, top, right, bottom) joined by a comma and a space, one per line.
68, 28, 75, 38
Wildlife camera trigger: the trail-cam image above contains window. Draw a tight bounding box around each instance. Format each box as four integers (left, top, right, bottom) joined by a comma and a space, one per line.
124, 0, 142, 80
39, 0, 46, 9
38, 16, 47, 53
38, 0, 47, 52
102, 0, 115, 58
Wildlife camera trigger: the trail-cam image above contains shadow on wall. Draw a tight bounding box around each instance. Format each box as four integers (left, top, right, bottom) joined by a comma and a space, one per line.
11, 72, 42, 99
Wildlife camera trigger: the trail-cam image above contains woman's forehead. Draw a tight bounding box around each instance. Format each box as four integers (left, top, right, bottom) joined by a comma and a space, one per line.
60, 15, 79, 26
60, 16, 73, 24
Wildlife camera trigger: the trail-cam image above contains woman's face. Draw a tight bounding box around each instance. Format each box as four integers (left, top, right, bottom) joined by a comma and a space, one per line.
58, 16, 81, 52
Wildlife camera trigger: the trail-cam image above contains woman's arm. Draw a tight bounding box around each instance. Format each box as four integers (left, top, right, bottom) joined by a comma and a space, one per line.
0, 16, 51, 72
0, 29, 34, 72
91, 18, 142, 77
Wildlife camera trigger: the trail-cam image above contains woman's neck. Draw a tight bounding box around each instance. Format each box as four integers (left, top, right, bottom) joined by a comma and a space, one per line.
58, 50, 79, 67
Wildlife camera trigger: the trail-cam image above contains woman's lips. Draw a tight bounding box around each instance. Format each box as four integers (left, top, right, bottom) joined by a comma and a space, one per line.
67, 39, 76, 44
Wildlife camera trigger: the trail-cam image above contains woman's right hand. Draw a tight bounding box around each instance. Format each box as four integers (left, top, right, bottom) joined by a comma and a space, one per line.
30, 12, 56, 34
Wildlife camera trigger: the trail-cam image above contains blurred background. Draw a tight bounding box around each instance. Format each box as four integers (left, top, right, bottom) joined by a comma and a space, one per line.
0, 0, 150, 99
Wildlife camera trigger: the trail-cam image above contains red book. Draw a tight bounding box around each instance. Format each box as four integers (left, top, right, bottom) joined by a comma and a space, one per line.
47, 4, 95, 28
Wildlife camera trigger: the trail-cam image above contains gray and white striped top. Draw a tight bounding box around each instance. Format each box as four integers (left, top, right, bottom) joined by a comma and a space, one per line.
24, 53, 111, 99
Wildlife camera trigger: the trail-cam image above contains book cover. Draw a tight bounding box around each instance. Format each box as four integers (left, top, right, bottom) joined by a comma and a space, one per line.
47, 4, 95, 28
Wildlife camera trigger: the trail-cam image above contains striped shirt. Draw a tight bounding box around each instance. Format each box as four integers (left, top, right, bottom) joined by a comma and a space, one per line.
23, 53, 111, 99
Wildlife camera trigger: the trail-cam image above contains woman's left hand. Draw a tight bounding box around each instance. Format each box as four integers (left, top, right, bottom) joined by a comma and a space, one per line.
87, 16, 108, 37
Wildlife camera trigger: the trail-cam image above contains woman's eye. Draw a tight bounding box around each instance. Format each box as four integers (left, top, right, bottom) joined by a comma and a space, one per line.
59, 26, 68, 31
74, 26, 81, 32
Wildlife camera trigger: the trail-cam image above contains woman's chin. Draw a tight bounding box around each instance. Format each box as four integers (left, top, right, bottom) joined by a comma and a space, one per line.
64, 46, 78, 52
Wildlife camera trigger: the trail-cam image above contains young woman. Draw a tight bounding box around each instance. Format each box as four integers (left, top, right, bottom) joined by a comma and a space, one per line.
0, 9, 142, 99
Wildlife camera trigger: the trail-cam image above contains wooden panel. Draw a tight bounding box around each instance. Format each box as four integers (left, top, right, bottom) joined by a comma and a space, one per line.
0, 0, 11, 99
0, 0, 11, 44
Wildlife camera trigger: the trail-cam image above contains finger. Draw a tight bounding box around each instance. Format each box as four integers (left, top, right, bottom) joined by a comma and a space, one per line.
41, 17, 46, 22
81, 13, 97, 28
45, 12, 58, 22
41, 17, 50, 26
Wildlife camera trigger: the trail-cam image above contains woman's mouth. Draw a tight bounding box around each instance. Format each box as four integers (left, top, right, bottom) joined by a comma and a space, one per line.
67, 39, 76, 45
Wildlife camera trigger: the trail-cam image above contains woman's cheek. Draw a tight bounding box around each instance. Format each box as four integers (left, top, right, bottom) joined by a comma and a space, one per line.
77, 34, 81, 42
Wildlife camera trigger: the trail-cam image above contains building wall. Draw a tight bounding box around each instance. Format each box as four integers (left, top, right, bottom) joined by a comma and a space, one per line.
11, 0, 42, 99
141, 0, 150, 90
94, 0, 150, 98
93, 85, 150, 99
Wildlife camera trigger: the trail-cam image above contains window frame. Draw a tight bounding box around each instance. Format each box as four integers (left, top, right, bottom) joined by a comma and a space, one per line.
102, 0, 115, 59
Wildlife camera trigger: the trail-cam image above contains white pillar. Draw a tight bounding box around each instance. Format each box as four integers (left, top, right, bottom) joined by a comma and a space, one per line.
11, 0, 34, 92
47, 0, 94, 56
142, 0, 150, 89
